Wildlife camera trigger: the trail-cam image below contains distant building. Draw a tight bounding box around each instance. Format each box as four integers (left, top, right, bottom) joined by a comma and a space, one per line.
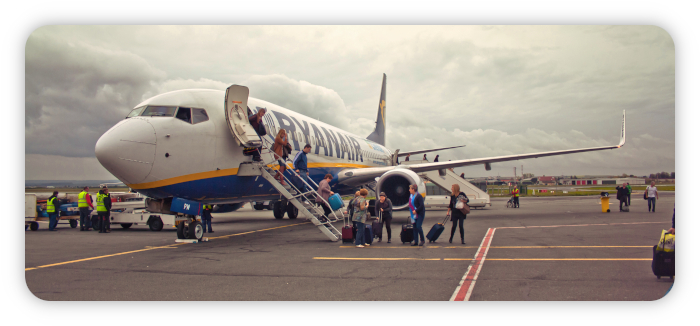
538, 176, 556, 185
560, 177, 645, 186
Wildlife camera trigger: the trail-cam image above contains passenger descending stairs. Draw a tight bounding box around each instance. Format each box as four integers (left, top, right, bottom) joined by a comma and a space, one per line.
241, 138, 343, 241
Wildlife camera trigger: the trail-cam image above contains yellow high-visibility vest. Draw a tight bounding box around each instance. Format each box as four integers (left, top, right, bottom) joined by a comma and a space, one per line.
203, 205, 212, 210
47, 197, 57, 213
513, 188, 520, 197
78, 191, 89, 208
96, 193, 108, 212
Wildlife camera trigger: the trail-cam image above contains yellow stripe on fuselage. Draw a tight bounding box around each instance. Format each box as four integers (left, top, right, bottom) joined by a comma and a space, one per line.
127, 162, 373, 190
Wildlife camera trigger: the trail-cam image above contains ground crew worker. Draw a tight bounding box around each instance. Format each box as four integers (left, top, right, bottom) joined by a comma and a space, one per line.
96, 187, 112, 233
511, 184, 520, 208
47, 191, 59, 231
78, 186, 94, 231
202, 204, 213, 233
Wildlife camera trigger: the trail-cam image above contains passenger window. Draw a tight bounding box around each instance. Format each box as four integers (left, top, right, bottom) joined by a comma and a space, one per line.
142, 106, 177, 117
175, 107, 192, 123
192, 108, 209, 124
126, 106, 146, 118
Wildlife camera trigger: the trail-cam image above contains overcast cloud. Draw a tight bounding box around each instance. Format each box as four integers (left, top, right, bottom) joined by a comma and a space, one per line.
24, 25, 674, 180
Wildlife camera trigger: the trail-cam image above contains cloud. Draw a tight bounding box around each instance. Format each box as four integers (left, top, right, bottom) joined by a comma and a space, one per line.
25, 154, 116, 180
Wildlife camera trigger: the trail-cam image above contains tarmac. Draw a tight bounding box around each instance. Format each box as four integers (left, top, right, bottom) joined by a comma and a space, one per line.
25, 193, 675, 301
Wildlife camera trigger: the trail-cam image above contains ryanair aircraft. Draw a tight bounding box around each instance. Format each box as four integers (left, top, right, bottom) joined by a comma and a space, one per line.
95, 74, 625, 219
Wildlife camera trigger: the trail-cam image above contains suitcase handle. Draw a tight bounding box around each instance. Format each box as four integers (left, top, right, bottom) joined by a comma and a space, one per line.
441, 214, 450, 225
661, 232, 672, 251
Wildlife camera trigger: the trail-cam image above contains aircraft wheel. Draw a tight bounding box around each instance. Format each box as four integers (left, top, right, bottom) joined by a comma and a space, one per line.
176, 222, 187, 239
253, 203, 265, 211
69, 219, 78, 228
267, 200, 277, 210
91, 216, 100, 231
273, 201, 285, 219
120, 223, 133, 229
149, 217, 163, 231
30, 222, 39, 231
188, 221, 204, 240
287, 202, 298, 219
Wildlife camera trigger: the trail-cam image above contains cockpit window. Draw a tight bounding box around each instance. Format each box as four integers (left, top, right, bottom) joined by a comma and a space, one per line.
141, 106, 177, 117
126, 106, 146, 118
192, 108, 209, 124
175, 107, 192, 123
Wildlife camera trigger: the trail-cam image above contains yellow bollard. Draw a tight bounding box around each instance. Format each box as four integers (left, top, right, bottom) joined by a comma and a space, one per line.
601, 197, 610, 213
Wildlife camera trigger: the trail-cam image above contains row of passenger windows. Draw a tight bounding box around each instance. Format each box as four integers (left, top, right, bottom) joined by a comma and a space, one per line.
265, 124, 387, 161
126, 106, 209, 125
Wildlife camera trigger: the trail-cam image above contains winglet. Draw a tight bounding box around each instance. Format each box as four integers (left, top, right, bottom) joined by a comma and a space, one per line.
618, 110, 626, 147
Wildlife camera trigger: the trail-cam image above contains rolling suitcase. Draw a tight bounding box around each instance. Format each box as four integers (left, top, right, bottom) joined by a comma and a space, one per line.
341, 214, 354, 243
426, 214, 449, 243
372, 211, 383, 239
364, 224, 374, 245
652, 232, 675, 279
621, 204, 629, 212
400, 217, 414, 244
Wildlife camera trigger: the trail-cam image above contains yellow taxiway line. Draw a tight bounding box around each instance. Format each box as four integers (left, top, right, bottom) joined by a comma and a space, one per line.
338, 245, 652, 249
25, 222, 310, 272
314, 257, 652, 261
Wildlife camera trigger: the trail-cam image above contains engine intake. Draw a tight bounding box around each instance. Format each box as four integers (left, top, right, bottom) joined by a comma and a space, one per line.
375, 168, 426, 210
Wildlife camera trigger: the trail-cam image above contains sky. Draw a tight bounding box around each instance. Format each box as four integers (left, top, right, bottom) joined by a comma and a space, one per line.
24, 25, 675, 180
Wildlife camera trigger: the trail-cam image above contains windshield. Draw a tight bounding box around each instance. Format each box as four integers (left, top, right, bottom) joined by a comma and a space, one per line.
126, 106, 146, 118
141, 106, 177, 117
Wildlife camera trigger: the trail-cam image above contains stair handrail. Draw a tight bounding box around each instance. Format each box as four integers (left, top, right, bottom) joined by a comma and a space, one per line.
256, 136, 340, 221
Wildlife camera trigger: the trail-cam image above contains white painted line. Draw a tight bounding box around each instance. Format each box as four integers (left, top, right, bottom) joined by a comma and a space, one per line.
449, 228, 495, 301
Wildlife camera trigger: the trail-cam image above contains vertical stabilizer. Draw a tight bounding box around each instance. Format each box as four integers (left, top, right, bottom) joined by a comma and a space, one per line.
366, 74, 386, 145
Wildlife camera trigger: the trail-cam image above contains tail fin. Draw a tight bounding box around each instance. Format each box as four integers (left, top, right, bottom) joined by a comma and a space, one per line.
366, 74, 386, 146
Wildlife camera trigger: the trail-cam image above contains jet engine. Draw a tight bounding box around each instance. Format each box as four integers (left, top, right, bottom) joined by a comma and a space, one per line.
375, 168, 426, 210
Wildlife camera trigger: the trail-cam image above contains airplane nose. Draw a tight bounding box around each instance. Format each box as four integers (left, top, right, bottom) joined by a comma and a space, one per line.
95, 118, 156, 185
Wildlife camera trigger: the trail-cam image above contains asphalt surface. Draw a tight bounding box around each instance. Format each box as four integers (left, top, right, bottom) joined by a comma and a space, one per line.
25, 193, 675, 301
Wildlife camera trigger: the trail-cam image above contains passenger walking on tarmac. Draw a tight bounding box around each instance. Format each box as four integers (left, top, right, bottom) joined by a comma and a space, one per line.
294, 144, 311, 193
315, 174, 335, 219
96, 187, 112, 233
511, 184, 520, 208
78, 186, 94, 231
646, 181, 659, 212
375, 192, 393, 243
353, 189, 370, 248
626, 183, 633, 206
47, 191, 59, 231
272, 129, 289, 185
409, 184, 426, 246
201, 204, 213, 233
615, 183, 629, 211
434, 155, 439, 162
447, 184, 468, 244
248, 108, 267, 161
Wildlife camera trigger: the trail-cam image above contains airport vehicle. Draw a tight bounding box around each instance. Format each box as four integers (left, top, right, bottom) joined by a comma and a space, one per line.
25, 193, 81, 230
95, 74, 626, 241
252, 200, 277, 211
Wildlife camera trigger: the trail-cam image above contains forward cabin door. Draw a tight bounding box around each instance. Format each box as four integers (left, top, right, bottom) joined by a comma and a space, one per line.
225, 85, 262, 147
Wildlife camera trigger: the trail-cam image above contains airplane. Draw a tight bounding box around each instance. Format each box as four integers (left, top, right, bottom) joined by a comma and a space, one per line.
95, 74, 625, 239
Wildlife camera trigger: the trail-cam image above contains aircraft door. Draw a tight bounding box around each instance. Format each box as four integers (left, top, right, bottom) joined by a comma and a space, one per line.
225, 85, 262, 147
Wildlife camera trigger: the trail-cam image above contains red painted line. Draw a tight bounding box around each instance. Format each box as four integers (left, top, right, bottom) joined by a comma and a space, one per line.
450, 228, 495, 301
496, 221, 665, 229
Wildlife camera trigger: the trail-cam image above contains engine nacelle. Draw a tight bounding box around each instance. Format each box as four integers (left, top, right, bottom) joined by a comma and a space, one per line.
375, 168, 426, 210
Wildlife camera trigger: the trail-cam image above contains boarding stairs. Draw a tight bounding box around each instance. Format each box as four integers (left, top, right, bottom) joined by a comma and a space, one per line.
402, 160, 491, 207
241, 137, 342, 241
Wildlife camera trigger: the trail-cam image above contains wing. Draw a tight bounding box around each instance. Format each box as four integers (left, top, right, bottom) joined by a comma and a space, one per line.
396, 145, 466, 157
339, 110, 626, 186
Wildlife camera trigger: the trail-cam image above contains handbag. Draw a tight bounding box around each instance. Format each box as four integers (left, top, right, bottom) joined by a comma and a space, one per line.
644, 188, 649, 200
455, 195, 470, 215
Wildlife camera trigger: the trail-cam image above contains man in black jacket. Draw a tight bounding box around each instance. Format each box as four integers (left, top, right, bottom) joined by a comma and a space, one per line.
99, 187, 112, 233
247, 108, 267, 161
374, 192, 393, 243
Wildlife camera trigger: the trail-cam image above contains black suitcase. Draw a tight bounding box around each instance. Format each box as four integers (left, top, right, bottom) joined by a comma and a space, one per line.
401, 217, 414, 244
426, 215, 450, 243
364, 224, 374, 245
372, 212, 383, 239
652, 232, 675, 279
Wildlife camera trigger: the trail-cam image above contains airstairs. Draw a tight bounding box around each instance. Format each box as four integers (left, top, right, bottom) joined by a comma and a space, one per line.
240, 137, 343, 242
402, 160, 491, 207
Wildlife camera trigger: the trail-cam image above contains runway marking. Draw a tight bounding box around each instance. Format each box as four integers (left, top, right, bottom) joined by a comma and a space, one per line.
312, 257, 651, 261
338, 246, 651, 249
450, 228, 495, 302
313, 257, 442, 261
25, 222, 310, 272
483, 258, 652, 261
497, 221, 666, 229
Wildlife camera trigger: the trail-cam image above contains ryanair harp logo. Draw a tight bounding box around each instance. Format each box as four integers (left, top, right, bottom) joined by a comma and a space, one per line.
379, 100, 386, 126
